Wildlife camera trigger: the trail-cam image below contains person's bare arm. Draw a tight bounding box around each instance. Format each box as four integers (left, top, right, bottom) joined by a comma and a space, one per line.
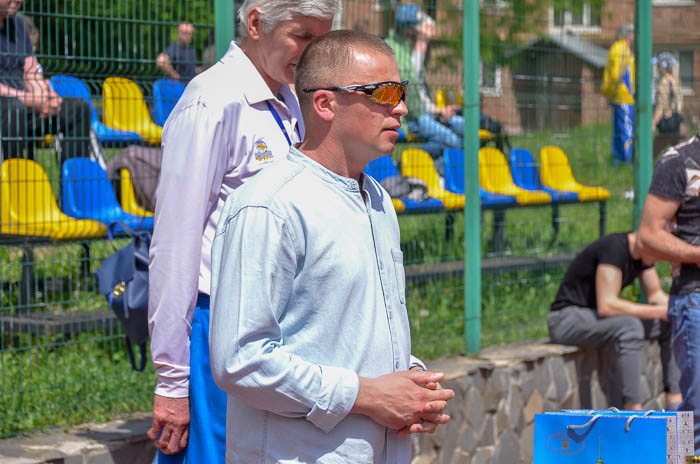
156, 53, 181, 80
0, 56, 45, 111
651, 103, 663, 130
639, 266, 669, 308
351, 370, 453, 432
596, 264, 667, 320
21, 56, 61, 117
638, 193, 700, 264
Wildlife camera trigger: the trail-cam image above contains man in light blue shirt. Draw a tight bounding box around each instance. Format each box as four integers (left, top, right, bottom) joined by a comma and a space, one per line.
210, 30, 454, 463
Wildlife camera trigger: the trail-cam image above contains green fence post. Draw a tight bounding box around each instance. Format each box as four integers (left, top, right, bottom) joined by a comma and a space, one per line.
464, 0, 481, 354
633, 0, 653, 228
215, 0, 235, 62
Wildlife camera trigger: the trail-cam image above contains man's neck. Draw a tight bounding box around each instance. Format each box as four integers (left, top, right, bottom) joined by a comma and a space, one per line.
297, 139, 364, 182
239, 38, 281, 95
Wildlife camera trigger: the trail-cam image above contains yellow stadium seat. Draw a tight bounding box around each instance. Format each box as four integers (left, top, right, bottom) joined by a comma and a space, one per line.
435, 88, 464, 109
400, 148, 465, 210
120, 169, 153, 217
539, 146, 611, 202
1, 159, 106, 239
102, 77, 163, 144
479, 147, 551, 205
479, 129, 495, 141
391, 198, 406, 213
435, 89, 447, 110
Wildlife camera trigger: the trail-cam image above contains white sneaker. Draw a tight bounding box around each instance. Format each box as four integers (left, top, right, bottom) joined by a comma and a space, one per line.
624, 189, 634, 199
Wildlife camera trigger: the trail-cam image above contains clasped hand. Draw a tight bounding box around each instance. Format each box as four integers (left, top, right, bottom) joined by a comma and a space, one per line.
353, 370, 454, 437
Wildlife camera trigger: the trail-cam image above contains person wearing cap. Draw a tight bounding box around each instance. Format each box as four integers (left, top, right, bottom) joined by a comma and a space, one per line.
652, 52, 686, 159
385, 3, 463, 174
601, 23, 635, 165
209, 29, 454, 462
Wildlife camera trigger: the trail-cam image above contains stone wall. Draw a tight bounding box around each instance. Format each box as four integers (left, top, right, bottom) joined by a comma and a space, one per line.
0, 340, 669, 463
411, 340, 670, 464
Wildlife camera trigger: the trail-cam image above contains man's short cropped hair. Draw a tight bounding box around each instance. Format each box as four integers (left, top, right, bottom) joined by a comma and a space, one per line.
237, 0, 341, 38
294, 29, 395, 110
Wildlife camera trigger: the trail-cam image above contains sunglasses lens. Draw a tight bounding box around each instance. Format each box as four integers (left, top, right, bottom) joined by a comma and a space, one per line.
372, 84, 405, 106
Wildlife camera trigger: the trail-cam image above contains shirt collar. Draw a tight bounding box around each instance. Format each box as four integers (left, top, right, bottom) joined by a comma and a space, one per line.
221, 41, 293, 106
288, 146, 362, 192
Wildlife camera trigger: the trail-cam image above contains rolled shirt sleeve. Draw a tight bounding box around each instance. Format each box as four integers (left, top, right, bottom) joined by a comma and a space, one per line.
210, 205, 359, 433
148, 104, 230, 398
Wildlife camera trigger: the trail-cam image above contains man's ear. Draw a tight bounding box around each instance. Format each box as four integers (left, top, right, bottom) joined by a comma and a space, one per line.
312, 90, 336, 122
246, 7, 264, 40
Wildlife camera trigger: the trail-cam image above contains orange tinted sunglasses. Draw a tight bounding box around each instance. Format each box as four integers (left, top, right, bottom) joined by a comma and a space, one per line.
302, 81, 409, 106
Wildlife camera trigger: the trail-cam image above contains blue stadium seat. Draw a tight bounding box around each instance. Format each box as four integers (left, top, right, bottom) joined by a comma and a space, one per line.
50, 75, 142, 145
365, 155, 444, 212
509, 147, 578, 202
61, 158, 153, 233
396, 128, 409, 142
443, 148, 516, 206
152, 78, 186, 126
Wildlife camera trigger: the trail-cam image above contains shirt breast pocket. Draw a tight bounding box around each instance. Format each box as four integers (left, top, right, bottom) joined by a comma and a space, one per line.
391, 249, 406, 305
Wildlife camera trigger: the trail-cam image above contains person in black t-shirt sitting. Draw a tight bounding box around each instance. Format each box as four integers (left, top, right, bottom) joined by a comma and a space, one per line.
548, 232, 682, 410
156, 22, 201, 82
0, 0, 91, 160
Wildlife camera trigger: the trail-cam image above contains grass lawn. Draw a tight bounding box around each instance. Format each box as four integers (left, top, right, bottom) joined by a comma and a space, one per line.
397, 122, 642, 359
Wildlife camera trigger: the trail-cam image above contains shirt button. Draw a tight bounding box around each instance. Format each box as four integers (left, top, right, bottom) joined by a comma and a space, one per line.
395, 361, 400, 369
388, 311, 392, 319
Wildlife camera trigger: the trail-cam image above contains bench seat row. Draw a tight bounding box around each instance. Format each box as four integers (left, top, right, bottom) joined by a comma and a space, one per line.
1, 158, 152, 241
365, 146, 610, 213
49, 75, 187, 145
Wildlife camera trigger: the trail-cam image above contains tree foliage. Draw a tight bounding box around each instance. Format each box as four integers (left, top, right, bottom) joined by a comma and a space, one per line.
24, 0, 216, 78
432, 0, 605, 72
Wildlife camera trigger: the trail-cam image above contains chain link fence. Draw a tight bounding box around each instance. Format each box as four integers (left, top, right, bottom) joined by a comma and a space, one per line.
1, 0, 697, 438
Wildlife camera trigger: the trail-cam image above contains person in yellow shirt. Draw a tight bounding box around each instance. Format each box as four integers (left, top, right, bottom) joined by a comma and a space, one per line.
602, 23, 635, 164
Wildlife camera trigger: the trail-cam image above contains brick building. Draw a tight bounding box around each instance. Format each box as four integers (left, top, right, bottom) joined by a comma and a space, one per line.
480, 0, 699, 133
337, 0, 698, 134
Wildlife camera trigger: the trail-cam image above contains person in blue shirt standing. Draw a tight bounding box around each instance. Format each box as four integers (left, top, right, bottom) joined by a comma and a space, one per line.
209, 30, 454, 463
156, 22, 201, 82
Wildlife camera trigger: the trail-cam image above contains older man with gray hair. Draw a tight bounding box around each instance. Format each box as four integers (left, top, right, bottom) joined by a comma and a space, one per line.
147, 1, 338, 462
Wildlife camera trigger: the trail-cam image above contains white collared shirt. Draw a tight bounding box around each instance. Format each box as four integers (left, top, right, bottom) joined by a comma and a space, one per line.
148, 41, 304, 397
210, 147, 419, 463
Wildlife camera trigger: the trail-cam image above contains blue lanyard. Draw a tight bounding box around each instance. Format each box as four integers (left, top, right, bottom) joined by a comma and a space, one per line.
265, 101, 292, 147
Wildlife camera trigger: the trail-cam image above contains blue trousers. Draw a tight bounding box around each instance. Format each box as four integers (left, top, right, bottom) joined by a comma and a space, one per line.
668, 293, 700, 454
408, 114, 463, 160
612, 104, 634, 164
156, 294, 227, 464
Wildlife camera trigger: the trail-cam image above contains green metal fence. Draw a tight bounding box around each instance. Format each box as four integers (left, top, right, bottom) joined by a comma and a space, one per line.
1, 0, 694, 438
0, 0, 218, 437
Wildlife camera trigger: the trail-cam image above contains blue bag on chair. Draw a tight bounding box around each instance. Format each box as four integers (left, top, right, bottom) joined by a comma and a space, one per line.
533, 409, 694, 463
95, 222, 151, 371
